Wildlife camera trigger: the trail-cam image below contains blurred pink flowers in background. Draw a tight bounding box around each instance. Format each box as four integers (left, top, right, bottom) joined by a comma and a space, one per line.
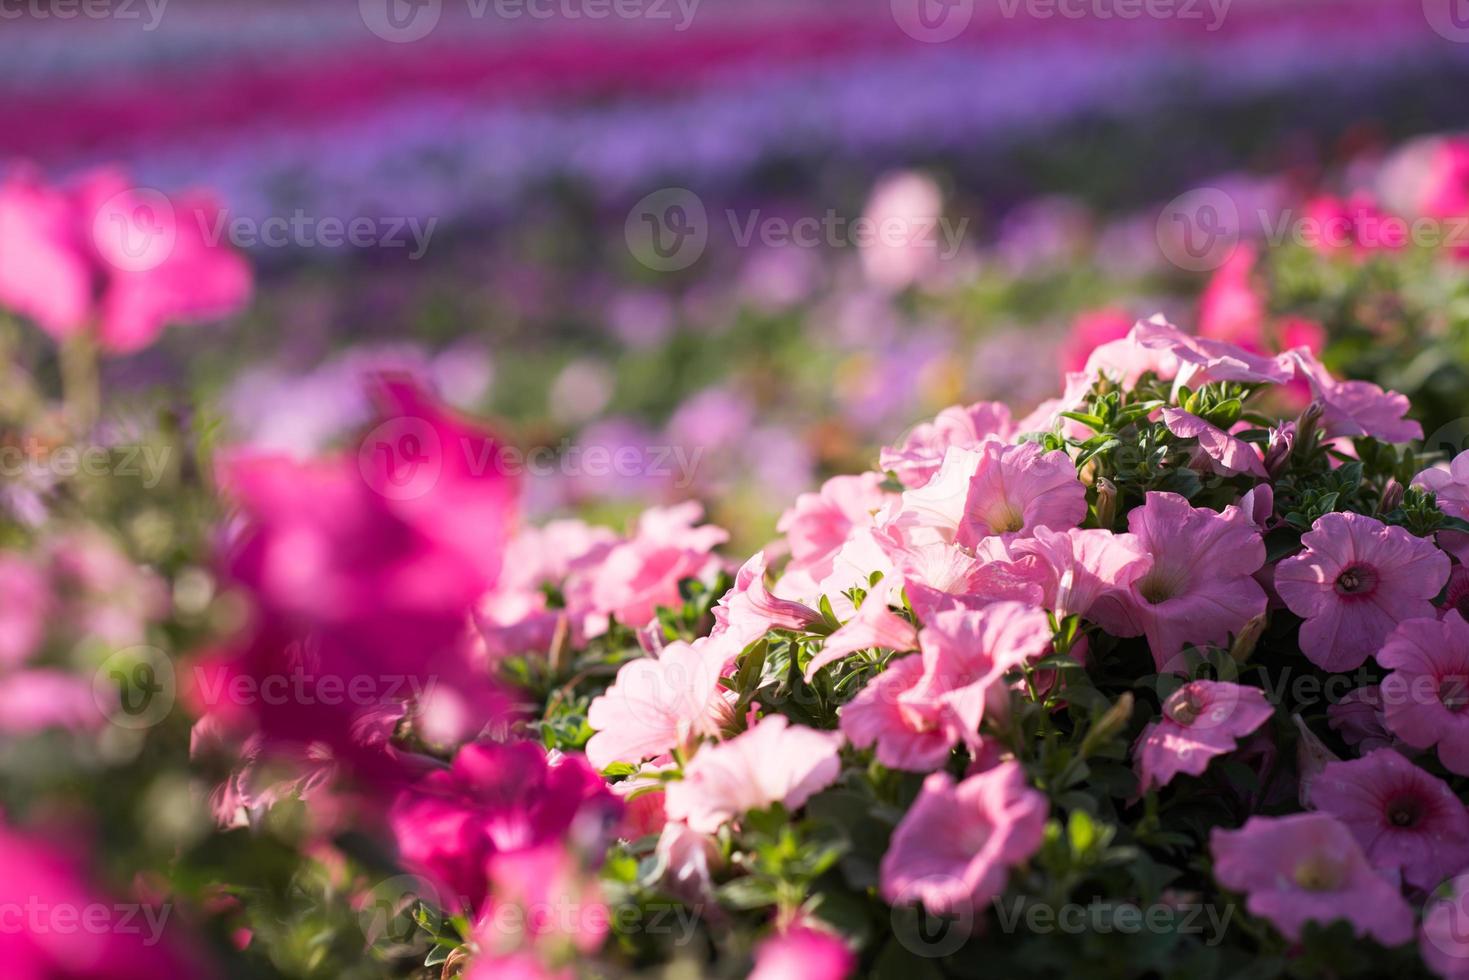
0, 168, 249, 354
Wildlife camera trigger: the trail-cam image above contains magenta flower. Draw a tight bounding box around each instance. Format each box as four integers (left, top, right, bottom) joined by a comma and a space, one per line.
218, 378, 517, 756
712, 551, 822, 648
664, 715, 842, 833
585, 641, 733, 770
1275, 512, 1449, 672
750, 925, 855, 980
1311, 749, 1469, 891
1161, 407, 1267, 478
388, 741, 619, 913
1210, 813, 1414, 946
1134, 680, 1274, 792
879, 401, 1015, 489
879, 762, 1048, 916
1092, 492, 1266, 670
1288, 350, 1422, 443
0, 167, 251, 354
840, 654, 954, 772
0, 821, 206, 978
1378, 612, 1469, 776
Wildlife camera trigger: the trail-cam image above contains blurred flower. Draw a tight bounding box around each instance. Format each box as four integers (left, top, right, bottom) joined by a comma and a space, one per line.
1210, 812, 1413, 945
750, 924, 855, 980
879, 762, 1047, 916
0, 167, 250, 354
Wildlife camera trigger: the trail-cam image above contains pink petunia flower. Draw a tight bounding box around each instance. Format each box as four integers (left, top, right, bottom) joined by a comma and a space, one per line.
0, 167, 251, 354
1133, 680, 1274, 792
896, 443, 1084, 548
584, 503, 727, 635
1287, 350, 1421, 443
1131, 315, 1292, 388
866, 523, 1047, 623
1161, 408, 1267, 478
1377, 612, 1469, 776
839, 655, 954, 772
664, 715, 842, 833
1010, 526, 1149, 622
1210, 812, 1414, 946
750, 924, 856, 980
585, 640, 734, 770
1414, 450, 1469, 564
712, 551, 822, 648
913, 602, 1054, 746
1090, 492, 1266, 671
880, 402, 1015, 489
879, 762, 1048, 915
1311, 748, 1469, 891
804, 579, 918, 680
1275, 512, 1449, 672
776, 473, 888, 583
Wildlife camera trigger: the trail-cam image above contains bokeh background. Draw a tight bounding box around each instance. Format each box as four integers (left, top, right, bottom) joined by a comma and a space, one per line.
9, 0, 1469, 554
